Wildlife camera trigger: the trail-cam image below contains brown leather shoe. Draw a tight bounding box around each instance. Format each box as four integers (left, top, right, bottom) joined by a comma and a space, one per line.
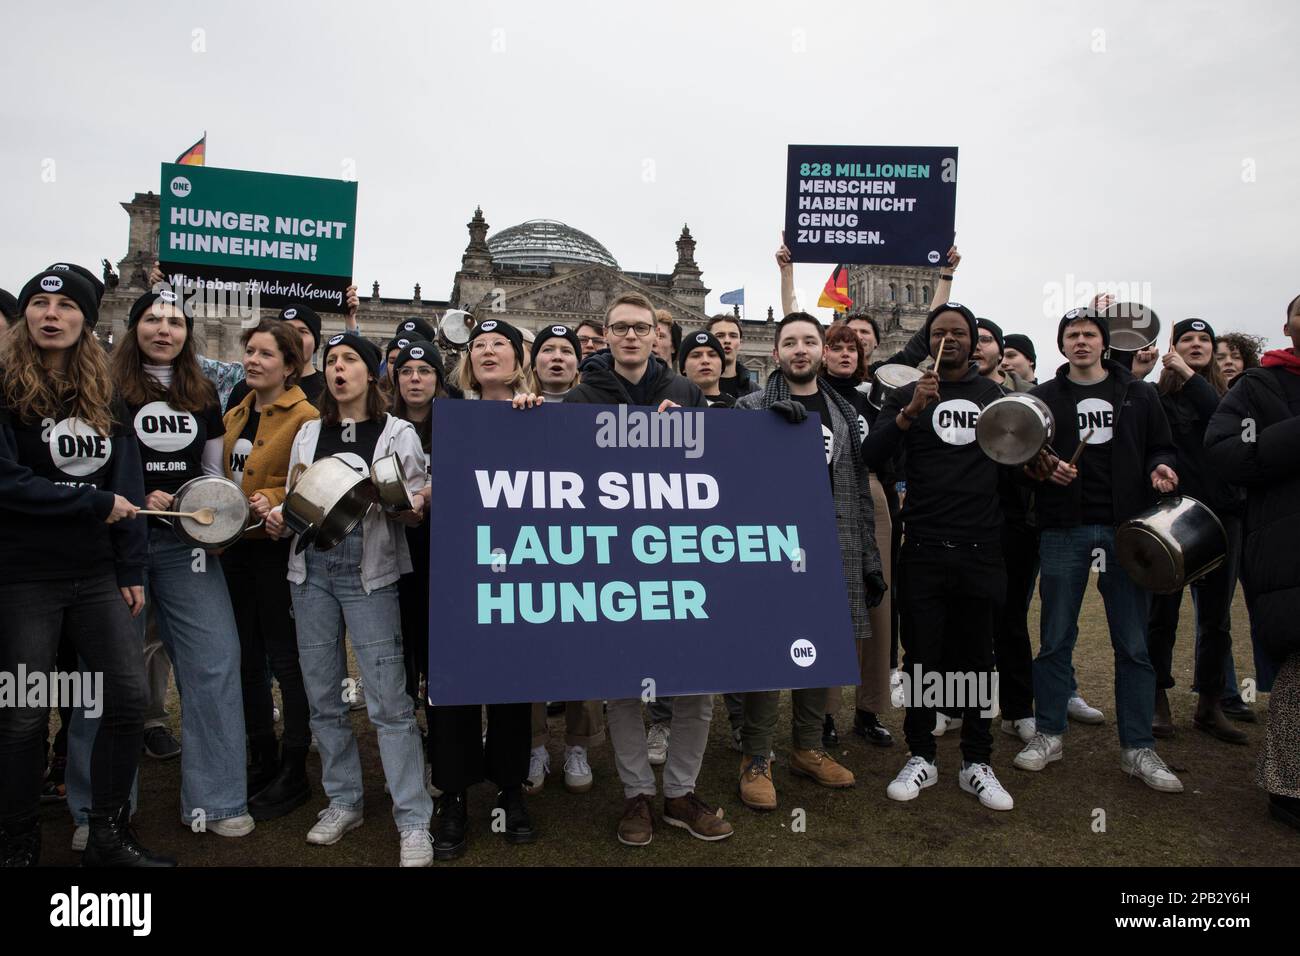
1193, 696, 1249, 745
789, 748, 855, 788
1152, 688, 1174, 739
739, 754, 778, 811
616, 794, 655, 847
663, 792, 734, 841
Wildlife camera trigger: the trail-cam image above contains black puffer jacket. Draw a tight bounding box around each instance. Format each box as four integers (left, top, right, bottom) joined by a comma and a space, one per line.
1159, 374, 1238, 515
1205, 364, 1300, 659
565, 351, 708, 408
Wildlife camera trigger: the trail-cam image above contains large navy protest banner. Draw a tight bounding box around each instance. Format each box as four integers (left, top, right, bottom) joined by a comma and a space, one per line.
426, 400, 858, 706
784, 145, 958, 266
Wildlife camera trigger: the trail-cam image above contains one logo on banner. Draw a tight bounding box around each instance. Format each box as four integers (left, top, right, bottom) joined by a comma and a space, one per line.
49, 417, 113, 477
170, 175, 191, 198
928, 250, 941, 264
1076, 398, 1114, 443
552, 325, 567, 336
790, 639, 817, 667
134, 402, 197, 454
40, 275, 63, 292
334, 452, 369, 476
229, 438, 252, 483
410, 346, 425, 359
931, 399, 981, 445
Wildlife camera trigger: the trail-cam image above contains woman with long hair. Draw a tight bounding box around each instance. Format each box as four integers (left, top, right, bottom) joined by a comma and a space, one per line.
109, 289, 253, 837
222, 319, 320, 821
266, 332, 433, 865
0, 269, 172, 866
1216, 331, 1266, 388
1147, 319, 1247, 743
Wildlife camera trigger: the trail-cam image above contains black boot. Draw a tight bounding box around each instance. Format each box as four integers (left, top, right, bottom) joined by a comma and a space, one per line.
1, 816, 41, 867
248, 745, 310, 821
247, 734, 280, 797
433, 791, 467, 860
822, 714, 839, 748
853, 709, 895, 747
83, 805, 176, 867
496, 786, 536, 845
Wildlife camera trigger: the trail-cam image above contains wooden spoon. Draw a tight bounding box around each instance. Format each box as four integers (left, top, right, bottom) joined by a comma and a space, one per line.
137, 508, 216, 525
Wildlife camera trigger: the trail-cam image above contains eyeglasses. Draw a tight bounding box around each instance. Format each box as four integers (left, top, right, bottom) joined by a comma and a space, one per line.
606, 322, 654, 339
397, 366, 437, 380
470, 340, 508, 354
577, 335, 604, 346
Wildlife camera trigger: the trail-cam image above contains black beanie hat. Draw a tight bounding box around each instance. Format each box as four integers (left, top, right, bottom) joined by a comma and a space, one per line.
0, 288, 18, 324
679, 329, 726, 371
1002, 333, 1037, 365
468, 318, 525, 367
386, 333, 428, 356
46, 262, 105, 304
1056, 308, 1110, 353
278, 304, 322, 351
923, 302, 978, 349
322, 332, 382, 382
128, 289, 192, 330
393, 340, 446, 384
1171, 318, 1216, 347
395, 317, 436, 342
976, 318, 1004, 353
18, 269, 100, 329
530, 323, 582, 366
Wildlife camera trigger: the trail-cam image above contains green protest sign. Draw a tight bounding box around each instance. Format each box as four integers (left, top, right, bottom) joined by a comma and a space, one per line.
158, 162, 358, 312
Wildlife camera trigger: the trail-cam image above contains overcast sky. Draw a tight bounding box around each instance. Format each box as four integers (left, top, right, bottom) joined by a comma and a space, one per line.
2, 0, 1296, 357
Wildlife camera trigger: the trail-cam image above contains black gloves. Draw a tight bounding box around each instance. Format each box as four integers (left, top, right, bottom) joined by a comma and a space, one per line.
864, 570, 888, 608
770, 399, 808, 424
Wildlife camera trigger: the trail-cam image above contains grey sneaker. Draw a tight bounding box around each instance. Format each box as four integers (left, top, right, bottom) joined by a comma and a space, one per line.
1121, 747, 1184, 793
646, 723, 670, 766
1013, 732, 1064, 771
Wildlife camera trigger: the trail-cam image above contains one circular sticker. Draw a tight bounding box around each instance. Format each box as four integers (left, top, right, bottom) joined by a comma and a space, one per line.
134, 402, 198, 454
695, 332, 708, 343
551, 325, 567, 335
283, 308, 299, 320
480, 320, 498, 332
409, 346, 425, 359
49, 417, 113, 477
1191, 320, 1205, 331
402, 321, 416, 332
328, 333, 345, 346
40, 275, 64, 292
928, 250, 942, 264
1076, 398, 1114, 443
396, 338, 411, 349
931, 399, 981, 445
790, 639, 817, 667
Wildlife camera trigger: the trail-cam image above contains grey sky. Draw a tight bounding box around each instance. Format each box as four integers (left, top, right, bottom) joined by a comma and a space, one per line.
2, 0, 1296, 358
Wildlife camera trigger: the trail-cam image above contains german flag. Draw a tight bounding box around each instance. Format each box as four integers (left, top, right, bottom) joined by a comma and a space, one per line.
817, 264, 852, 312
175, 134, 206, 166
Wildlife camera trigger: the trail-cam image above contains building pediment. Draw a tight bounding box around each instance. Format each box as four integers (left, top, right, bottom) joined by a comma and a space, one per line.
488, 265, 710, 323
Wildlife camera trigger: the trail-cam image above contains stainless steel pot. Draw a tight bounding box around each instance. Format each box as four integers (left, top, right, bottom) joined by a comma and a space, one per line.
370, 453, 413, 513
1103, 301, 1161, 353
282, 456, 378, 554
438, 309, 476, 347
169, 475, 260, 550
1116, 496, 1226, 593
976, 394, 1056, 466
867, 364, 924, 410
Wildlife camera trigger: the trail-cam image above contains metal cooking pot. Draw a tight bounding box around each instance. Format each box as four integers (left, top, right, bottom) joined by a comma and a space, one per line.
370, 453, 413, 513
1116, 496, 1226, 594
168, 475, 260, 550
976, 394, 1056, 466
282, 455, 378, 554
438, 309, 476, 348
867, 364, 925, 410
1103, 301, 1161, 353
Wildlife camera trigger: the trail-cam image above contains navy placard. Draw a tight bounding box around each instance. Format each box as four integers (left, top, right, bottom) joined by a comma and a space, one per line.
426, 400, 858, 705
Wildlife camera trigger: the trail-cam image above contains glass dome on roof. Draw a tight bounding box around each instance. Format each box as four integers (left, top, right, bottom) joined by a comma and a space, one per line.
487, 219, 618, 269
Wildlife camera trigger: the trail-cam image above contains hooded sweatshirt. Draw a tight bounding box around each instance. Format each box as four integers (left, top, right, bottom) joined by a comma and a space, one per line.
564, 351, 708, 408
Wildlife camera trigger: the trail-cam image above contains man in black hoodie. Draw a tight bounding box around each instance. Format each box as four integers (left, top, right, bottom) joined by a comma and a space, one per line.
1013, 308, 1183, 793
863, 302, 1015, 811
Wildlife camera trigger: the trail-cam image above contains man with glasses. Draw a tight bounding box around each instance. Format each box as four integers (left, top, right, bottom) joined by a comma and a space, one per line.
576, 318, 606, 359
564, 293, 728, 847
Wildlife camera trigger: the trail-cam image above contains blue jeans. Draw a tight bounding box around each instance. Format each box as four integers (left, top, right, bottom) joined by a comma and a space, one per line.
291, 528, 431, 831
1036, 526, 1155, 749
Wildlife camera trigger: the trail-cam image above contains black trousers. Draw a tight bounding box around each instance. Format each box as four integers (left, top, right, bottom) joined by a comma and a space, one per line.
428, 702, 531, 793
1147, 514, 1241, 700
995, 521, 1039, 720
898, 540, 1004, 764
0, 574, 147, 824
223, 537, 311, 749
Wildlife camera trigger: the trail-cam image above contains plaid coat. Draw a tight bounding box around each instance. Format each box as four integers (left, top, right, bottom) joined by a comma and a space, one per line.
737, 373, 883, 639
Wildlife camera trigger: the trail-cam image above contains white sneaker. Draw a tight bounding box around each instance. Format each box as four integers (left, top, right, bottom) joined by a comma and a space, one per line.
524, 745, 549, 795
399, 828, 434, 867
1001, 717, 1037, 743
72, 824, 88, 852
1068, 695, 1105, 724
306, 805, 364, 845
1121, 747, 1184, 793
646, 722, 670, 766
208, 813, 256, 837
563, 745, 593, 793
886, 755, 939, 802
1013, 732, 1064, 771
424, 762, 442, 799
890, 669, 906, 709
933, 713, 963, 737
349, 679, 367, 712
959, 763, 1014, 810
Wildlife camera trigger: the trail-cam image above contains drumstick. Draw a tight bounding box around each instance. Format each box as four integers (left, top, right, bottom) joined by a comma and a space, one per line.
137, 508, 216, 525
1067, 429, 1095, 468
934, 334, 950, 364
